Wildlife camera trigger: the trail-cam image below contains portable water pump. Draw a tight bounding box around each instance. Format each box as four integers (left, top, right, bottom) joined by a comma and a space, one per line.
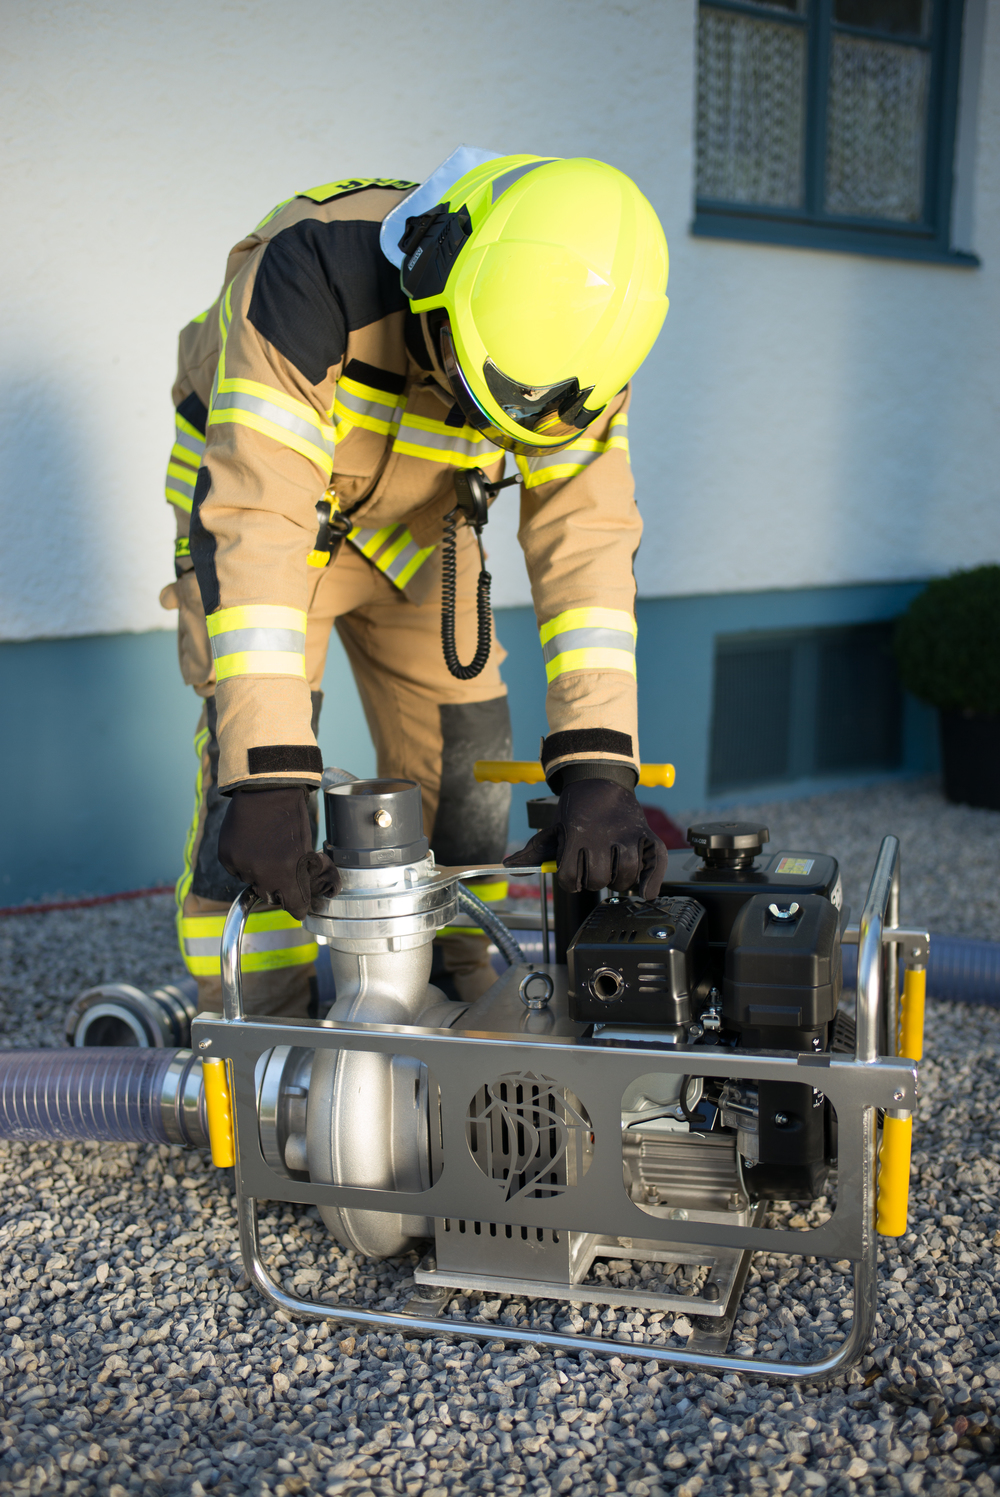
5, 765, 927, 1382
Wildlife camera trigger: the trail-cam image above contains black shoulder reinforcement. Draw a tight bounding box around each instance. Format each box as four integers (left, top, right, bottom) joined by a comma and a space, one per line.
541, 729, 634, 770
176, 389, 208, 436
248, 219, 409, 387
189, 468, 220, 615
247, 745, 324, 777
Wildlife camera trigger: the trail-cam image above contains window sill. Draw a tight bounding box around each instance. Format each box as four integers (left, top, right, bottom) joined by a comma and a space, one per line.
691, 210, 979, 267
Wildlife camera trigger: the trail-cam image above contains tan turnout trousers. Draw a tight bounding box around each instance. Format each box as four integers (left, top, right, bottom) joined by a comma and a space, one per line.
164, 526, 511, 1016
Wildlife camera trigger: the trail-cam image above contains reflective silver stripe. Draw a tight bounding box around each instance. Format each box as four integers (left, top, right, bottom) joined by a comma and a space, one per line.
183, 928, 315, 958
394, 417, 496, 463
335, 384, 403, 422
380, 534, 431, 585
348, 524, 398, 556
541, 626, 637, 665
209, 627, 306, 659
173, 428, 205, 461
166, 467, 197, 501
528, 443, 600, 472
211, 390, 336, 457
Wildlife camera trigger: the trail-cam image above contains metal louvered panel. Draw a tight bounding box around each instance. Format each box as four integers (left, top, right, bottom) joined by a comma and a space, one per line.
696, 5, 806, 208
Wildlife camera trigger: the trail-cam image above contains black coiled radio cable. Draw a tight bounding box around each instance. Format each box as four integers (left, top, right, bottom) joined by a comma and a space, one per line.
441, 508, 493, 680
440, 467, 518, 681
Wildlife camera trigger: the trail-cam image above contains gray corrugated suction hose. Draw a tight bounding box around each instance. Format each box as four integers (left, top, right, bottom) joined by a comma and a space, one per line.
842, 934, 1000, 1008
0, 1048, 208, 1148
456, 884, 526, 967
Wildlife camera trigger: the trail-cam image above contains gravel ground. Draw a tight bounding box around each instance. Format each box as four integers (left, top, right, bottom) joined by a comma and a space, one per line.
1, 779, 1000, 1497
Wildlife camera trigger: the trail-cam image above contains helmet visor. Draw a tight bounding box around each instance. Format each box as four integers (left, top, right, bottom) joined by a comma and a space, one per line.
437, 320, 603, 455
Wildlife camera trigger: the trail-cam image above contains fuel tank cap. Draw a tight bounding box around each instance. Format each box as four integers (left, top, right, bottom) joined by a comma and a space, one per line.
687, 821, 769, 870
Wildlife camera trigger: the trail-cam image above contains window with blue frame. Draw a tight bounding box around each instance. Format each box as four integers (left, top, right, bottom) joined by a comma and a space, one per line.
693, 0, 976, 263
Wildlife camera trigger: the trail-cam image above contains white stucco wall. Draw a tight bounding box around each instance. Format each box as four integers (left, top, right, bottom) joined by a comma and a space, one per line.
0, 0, 997, 640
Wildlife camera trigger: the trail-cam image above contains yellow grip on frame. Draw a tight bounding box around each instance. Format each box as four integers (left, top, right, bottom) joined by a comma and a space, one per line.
898, 966, 926, 1063
202, 1057, 236, 1168
474, 760, 676, 788
876, 1114, 913, 1236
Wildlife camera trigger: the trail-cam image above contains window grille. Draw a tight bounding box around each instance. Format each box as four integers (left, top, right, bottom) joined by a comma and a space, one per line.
708, 623, 903, 794
693, 0, 973, 263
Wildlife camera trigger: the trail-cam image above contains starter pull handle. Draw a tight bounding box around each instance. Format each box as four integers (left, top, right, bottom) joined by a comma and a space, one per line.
474, 760, 676, 788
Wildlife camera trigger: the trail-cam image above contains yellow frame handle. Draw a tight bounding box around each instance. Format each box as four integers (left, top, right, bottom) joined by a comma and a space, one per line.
898, 966, 926, 1063
202, 1056, 236, 1168
475, 760, 675, 788
876, 1115, 912, 1236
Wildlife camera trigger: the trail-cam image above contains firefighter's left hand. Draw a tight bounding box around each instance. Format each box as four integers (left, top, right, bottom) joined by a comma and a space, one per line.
219, 786, 341, 920
504, 778, 667, 899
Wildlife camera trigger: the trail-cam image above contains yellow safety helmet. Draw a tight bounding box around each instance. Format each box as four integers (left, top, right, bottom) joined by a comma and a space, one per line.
391, 153, 669, 454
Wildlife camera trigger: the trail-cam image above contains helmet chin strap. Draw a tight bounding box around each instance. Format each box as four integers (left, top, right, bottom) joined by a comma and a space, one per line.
440, 467, 518, 681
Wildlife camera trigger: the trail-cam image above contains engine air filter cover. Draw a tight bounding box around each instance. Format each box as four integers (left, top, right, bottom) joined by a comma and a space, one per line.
567, 896, 708, 1025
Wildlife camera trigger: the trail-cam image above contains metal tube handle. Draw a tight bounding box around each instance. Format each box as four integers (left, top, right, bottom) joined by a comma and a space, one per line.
220, 885, 259, 1022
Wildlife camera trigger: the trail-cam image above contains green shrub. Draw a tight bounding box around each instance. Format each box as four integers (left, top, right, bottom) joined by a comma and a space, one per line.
893, 565, 1000, 715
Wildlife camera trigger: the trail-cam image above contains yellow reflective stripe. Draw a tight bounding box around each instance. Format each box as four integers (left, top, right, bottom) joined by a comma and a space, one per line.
165, 409, 205, 512
175, 537, 191, 558
175, 413, 206, 447
191, 308, 210, 325
393, 411, 498, 469
208, 398, 335, 477
207, 605, 306, 636
393, 540, 436, 588
180, 910, 317, 975
214, 651, 306, 681
347, 525, 435, 590
607, 410, 629, 454
166, 463, 197, 497
333, 378, 405, 437
185, 948, 317, 975
166, 484, 194, 514
175, 722, 211, 958
544, 647, 637, 683
540, 607, 637, 683
377, 528, 412, 570
207, 605, 307, 681
539, 608, 637, 647
180, 909, 312, 938
518, 411, 630, 488
349, 523, 398, 560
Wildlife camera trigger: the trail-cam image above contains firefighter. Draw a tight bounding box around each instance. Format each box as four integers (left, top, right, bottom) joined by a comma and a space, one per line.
159, 147, 670, 1017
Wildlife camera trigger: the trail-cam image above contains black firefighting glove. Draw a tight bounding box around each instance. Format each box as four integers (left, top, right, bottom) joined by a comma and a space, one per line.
504, 778, 668, 899
219, 787, 341, 920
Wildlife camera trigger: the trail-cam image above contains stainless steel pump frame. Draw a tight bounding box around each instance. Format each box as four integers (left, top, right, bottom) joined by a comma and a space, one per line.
192, 838, 917, 1381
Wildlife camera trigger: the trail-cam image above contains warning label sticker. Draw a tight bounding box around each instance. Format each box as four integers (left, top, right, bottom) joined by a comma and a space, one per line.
775, 856, 815, 876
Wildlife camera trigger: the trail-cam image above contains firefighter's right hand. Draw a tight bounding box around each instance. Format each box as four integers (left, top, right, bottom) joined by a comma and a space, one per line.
218, 787, 341, 920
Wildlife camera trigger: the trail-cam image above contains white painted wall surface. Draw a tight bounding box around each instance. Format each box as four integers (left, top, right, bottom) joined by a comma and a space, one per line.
0, 0, 996, 640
